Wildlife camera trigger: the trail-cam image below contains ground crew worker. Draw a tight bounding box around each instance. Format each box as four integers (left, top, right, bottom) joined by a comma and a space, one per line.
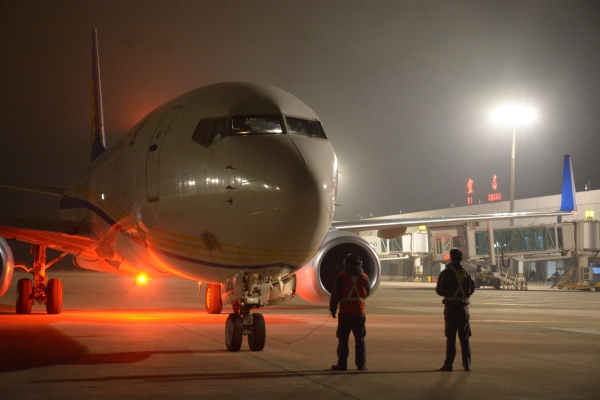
436, 249, 475, 371
329, 253, 371, 371
553, 270, 561, 285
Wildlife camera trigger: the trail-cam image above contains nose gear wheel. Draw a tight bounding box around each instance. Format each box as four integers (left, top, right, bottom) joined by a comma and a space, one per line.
225, 313, 243, 351
247, 313, 266, 351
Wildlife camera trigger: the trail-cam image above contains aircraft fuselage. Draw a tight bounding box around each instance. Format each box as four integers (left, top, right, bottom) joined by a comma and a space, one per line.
61, 82, 337, 284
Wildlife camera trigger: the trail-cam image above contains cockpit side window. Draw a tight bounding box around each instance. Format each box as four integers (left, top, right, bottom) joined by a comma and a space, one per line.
285, 116, 327, 138
211, 118, 228, 145
192, 117, 229, 147
231, 116, 283, 135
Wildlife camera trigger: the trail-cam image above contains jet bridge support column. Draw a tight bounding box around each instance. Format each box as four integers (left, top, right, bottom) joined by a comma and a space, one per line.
518, 261, 524, 275
576, 255, 591, 285
487, 222, 496, 270
514, 260, 528, 290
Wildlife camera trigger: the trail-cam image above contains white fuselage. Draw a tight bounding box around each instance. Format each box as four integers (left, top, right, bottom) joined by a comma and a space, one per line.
61, 82, 337, 283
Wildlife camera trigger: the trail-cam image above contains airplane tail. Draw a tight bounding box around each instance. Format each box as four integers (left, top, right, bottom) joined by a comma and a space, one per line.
559, 154, 577, 212
91, 29, 106, 161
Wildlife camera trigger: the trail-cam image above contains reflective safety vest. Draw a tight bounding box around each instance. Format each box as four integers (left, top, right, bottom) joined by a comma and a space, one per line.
339, 271, 368, 314
444, 266, 469, 302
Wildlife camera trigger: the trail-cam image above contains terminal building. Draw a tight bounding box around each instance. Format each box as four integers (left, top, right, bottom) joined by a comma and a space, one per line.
360, 189, 600, 288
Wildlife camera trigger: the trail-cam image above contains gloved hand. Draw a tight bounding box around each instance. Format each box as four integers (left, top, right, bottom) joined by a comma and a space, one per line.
330, 311, 337, 319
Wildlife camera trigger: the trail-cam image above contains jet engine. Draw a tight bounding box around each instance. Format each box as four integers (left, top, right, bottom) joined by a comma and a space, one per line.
295, 229, 380, 304
0, 235, 15, 297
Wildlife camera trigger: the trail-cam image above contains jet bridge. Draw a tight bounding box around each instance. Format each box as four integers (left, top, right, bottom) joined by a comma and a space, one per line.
361, 231, 429, 280
428, 221, 600, 290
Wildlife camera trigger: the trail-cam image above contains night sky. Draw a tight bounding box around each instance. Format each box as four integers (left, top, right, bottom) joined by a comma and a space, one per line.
1, 0, 599, 223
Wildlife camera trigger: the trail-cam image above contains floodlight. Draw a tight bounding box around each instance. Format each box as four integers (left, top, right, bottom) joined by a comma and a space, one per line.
490, 104, 537, 126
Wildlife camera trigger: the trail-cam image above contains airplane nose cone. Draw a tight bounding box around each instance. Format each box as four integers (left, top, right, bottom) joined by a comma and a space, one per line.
240, 136, 336, 266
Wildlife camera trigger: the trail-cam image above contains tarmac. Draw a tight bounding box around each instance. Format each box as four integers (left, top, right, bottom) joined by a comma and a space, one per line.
1, 270, 599, 399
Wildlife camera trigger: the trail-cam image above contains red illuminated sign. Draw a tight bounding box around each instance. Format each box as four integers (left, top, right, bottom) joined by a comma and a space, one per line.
467, 179, 473, 204
488, 174, 501, 202
488, 192, 502, 202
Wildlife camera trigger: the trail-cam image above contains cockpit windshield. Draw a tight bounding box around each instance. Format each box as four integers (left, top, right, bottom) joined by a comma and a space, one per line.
285, 116, 327, 138
231, 116, 283, 135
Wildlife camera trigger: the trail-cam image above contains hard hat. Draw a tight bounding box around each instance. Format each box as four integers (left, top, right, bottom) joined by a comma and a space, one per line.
343, 253, 362, 268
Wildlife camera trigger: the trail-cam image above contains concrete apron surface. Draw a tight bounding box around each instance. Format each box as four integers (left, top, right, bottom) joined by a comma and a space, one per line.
1, 272, 599, 399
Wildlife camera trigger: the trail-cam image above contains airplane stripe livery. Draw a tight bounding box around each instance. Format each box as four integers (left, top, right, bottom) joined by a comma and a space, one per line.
0, 31, 576, 352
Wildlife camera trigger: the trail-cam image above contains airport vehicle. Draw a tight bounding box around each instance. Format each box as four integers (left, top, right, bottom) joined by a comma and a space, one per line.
0, 31, 577, 351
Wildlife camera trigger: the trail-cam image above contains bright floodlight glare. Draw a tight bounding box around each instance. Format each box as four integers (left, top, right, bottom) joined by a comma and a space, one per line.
491, 104, 537, 126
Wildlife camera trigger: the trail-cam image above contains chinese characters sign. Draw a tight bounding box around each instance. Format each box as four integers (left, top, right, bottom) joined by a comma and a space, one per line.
466, 174, 502, 204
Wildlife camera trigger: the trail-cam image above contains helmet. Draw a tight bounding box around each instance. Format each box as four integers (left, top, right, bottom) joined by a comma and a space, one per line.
343, 253, 362, 268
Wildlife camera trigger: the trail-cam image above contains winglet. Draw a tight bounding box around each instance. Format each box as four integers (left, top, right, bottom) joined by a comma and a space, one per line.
559, 154, 577, 212
91, 29, 106, 161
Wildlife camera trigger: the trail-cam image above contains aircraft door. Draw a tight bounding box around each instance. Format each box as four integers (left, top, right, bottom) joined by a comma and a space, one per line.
146, 106, 182, 202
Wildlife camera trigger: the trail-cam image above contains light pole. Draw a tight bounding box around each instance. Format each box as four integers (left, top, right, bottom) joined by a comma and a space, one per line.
491, 104, 536, 225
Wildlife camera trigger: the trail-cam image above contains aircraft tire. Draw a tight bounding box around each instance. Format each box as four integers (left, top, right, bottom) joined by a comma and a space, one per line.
46, 278, 63, 314
205, 283, 223, 314
493, 278, 501, 290
16, 278, 33, 314
248, 313, 266, 351
225, 313, 243, 352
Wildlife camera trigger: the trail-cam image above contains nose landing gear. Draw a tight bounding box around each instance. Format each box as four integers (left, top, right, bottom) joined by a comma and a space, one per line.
220, 270, 295, 352
225, 304, 266, 352
15, 244, 67, 314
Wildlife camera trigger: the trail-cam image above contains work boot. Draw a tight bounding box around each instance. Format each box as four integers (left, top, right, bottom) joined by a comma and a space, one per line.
358, 365, 369, 371
331, 364, 347, 371
464, 365, 471, 371
438, 365, 452, 371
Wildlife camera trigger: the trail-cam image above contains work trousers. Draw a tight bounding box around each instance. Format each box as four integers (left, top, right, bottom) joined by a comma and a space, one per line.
443, 304, 471, 369
336, 313, 366, 369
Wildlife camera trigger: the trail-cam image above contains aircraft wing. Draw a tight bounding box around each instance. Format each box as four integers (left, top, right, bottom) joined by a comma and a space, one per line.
0, 183, 96, 255
333, 154, 578, 238
0, 219, 95, 256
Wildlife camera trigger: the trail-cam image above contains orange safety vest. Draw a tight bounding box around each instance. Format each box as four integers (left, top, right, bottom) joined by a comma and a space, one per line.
339, 271, 368, 314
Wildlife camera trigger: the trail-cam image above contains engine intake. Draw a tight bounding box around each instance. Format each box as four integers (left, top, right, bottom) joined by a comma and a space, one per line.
0, 235, 15, 297
295, 229, 380, 304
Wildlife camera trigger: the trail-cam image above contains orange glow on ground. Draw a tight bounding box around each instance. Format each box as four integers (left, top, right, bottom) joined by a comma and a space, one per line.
0, 309, 307, 326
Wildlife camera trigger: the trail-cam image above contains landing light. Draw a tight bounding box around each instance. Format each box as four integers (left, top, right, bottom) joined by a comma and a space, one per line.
136, 273, 149, 285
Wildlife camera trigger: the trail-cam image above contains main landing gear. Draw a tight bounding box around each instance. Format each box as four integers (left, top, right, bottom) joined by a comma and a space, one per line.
225, 300, 266, 352
15, 244, 67, 315
205, 283, 223, 314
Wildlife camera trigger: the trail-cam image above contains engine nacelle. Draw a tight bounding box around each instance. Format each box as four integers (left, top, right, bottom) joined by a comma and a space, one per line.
295, 229, 381, 304
0, 235, 15, 297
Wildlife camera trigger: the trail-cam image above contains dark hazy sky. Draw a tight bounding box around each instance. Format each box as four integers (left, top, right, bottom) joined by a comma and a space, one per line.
1, 0, 599, 221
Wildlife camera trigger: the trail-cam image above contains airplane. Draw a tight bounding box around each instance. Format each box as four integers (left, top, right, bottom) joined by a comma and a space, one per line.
0, 31, 577, 352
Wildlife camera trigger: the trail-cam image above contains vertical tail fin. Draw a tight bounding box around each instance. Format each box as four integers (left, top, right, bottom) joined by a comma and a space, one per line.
91, 29, 106, 161
559, 154, 577, 212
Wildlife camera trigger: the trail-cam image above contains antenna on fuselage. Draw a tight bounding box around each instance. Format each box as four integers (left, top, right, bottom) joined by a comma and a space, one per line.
91, 29, 106, 161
